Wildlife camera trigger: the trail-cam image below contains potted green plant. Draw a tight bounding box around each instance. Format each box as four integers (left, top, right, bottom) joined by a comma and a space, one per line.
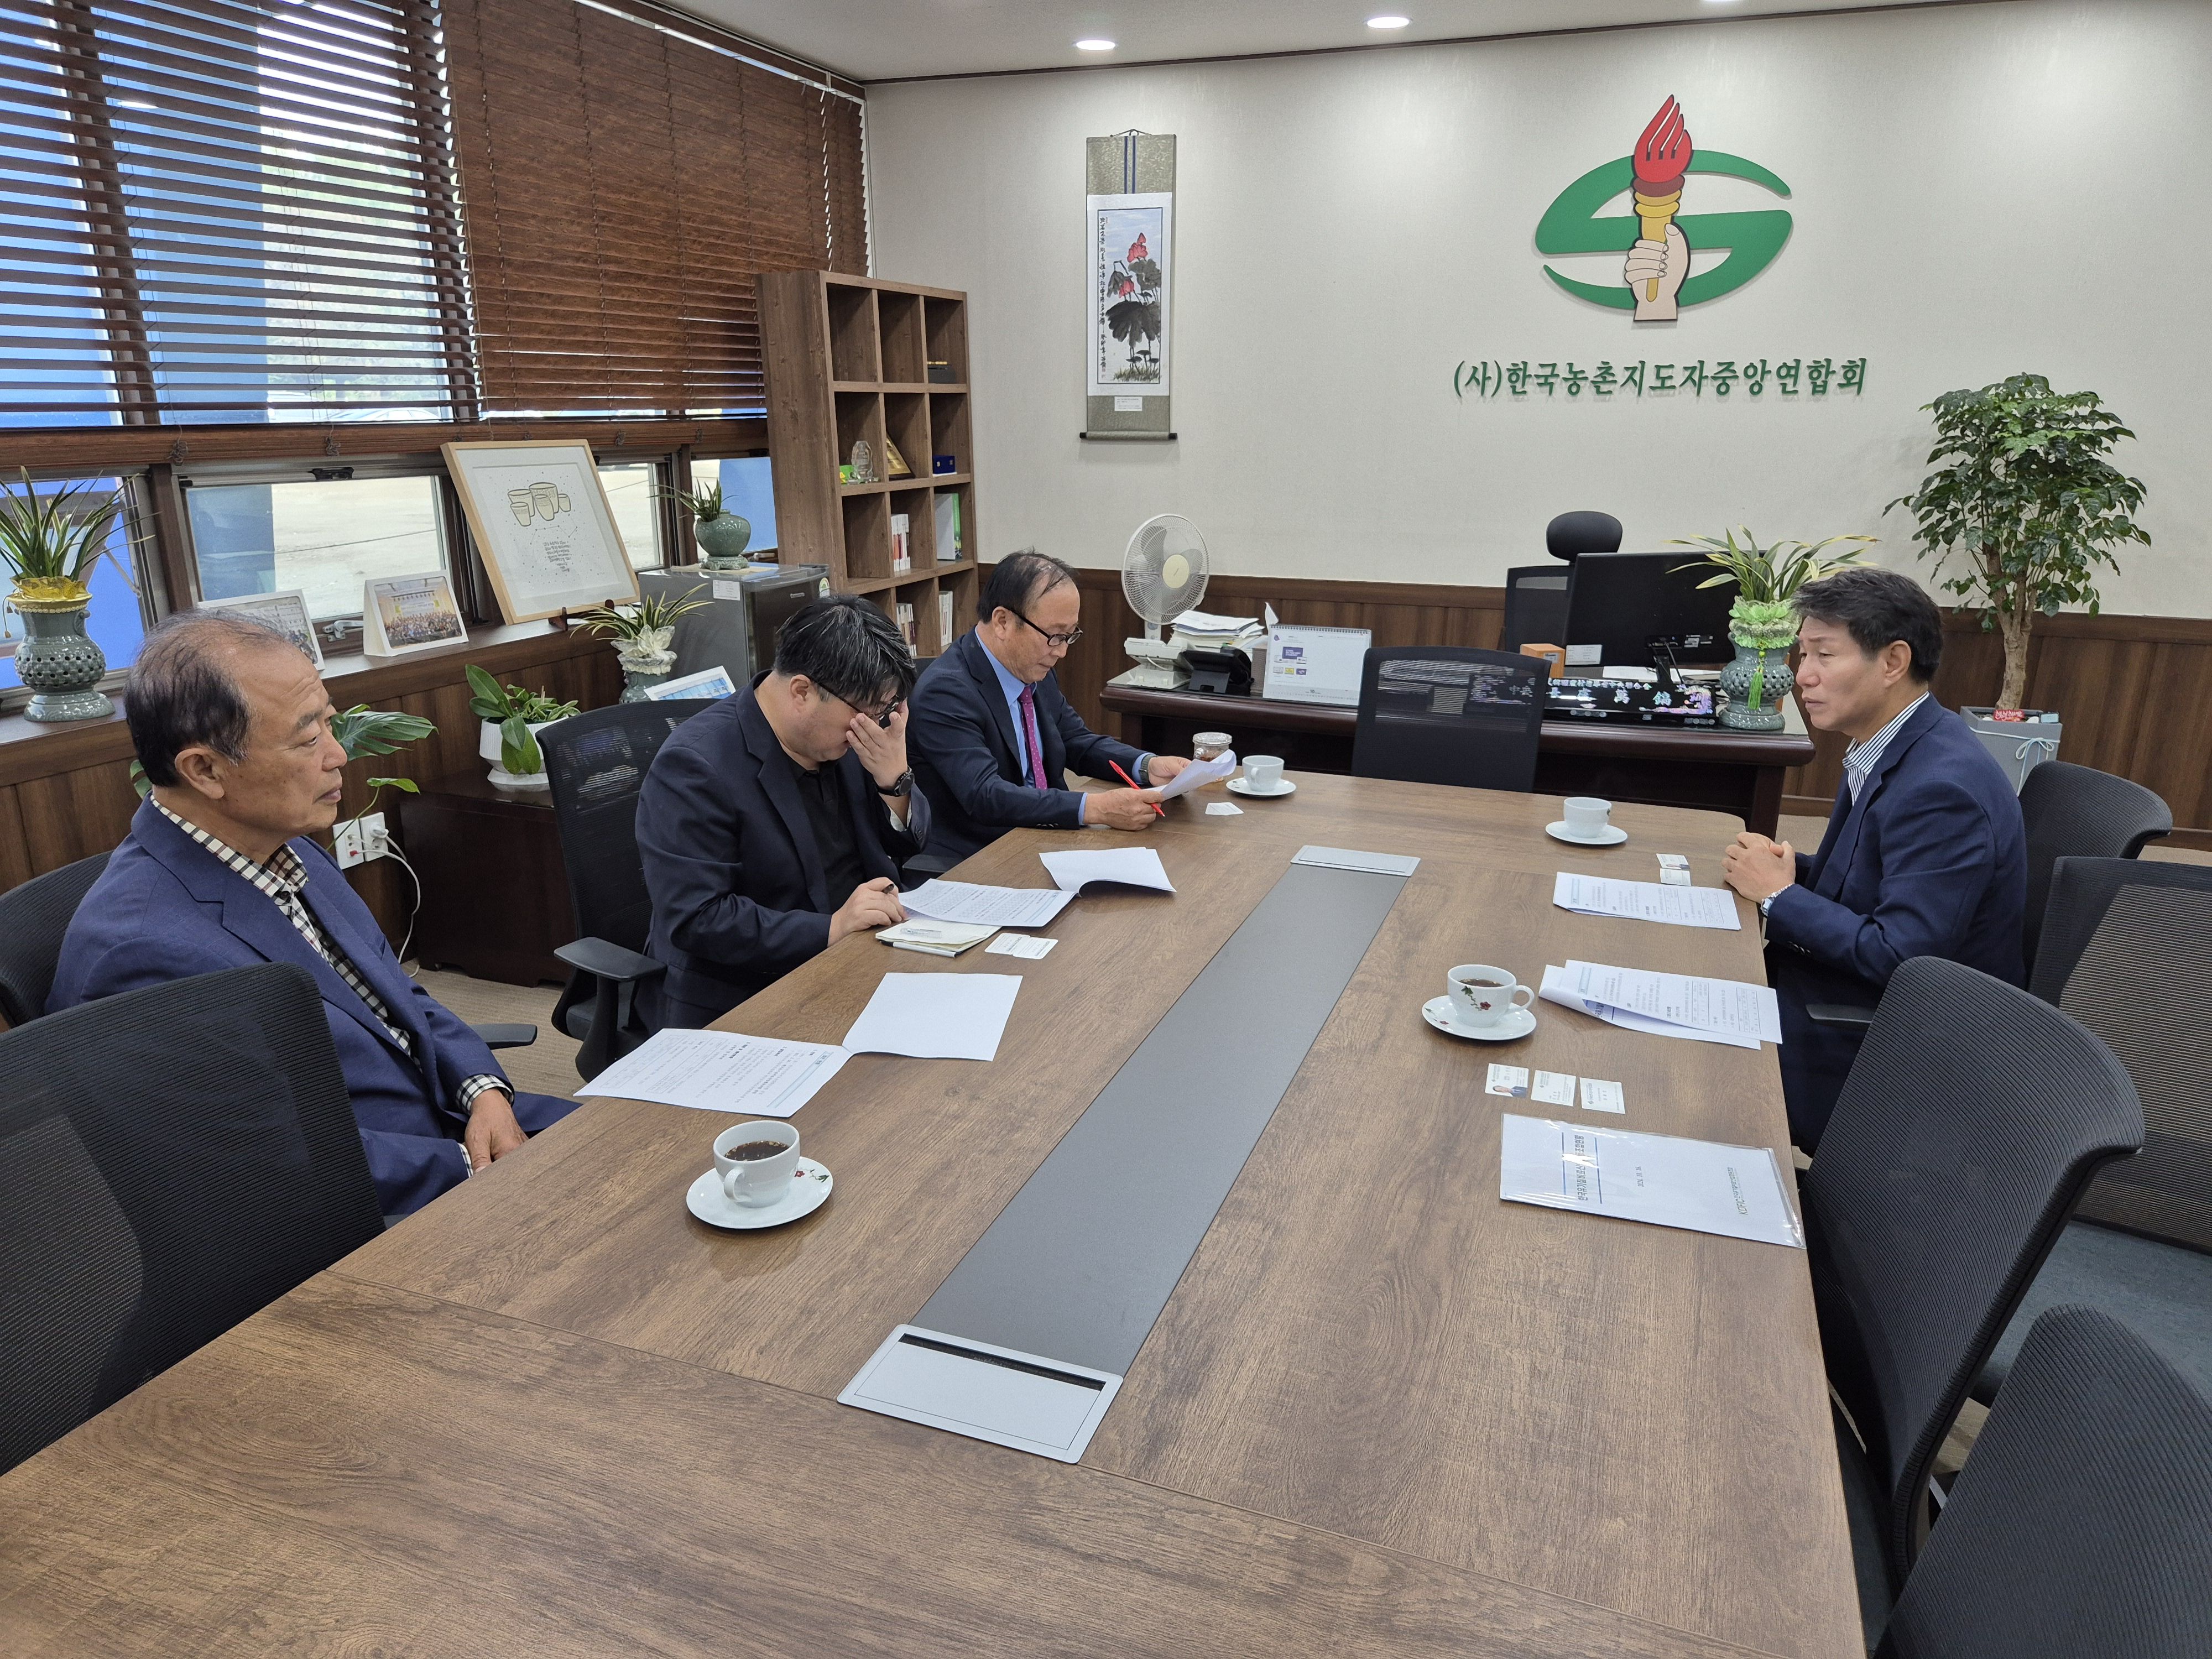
1887, 373, 2149, 789
571, 584, 713, 700
0, 469, 133, 723
466, 665, 579, 790
1670, 528, 1875, 729
661, 479, 753, 571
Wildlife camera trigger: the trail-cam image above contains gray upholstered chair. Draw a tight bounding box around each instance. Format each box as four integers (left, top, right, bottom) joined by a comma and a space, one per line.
2016, 760, 2170, 965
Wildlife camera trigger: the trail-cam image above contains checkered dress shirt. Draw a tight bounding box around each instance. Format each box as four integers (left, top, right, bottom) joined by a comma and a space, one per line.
1842, 693, 1929, 805
153, 801, 504, 1124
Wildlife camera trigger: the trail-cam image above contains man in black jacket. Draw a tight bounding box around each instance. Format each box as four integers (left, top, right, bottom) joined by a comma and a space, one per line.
908, 549, 1190, 862
638, 594, 928, 1027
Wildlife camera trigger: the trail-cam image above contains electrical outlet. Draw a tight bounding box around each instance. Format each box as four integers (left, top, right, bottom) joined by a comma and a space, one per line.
360, 812, 389, 861
333, 812, 389, 869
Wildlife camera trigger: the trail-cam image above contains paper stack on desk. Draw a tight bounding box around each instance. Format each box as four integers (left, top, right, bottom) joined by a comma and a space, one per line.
842, 973, 1022, 1061
878, 919, 998, 957
1499, 1115, 1803, 1248
1539, 959, 1782, 1050
1039, 846, 1175, 894
1552, 872, 1741, 931
576, 1029, 849, 1116
904, 880, 1074, 928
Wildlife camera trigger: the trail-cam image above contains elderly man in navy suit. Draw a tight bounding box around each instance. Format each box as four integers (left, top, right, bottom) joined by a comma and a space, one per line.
1721, 567, 2027, 1150
637, 593, 928, 1028
51, 611, 577, 1218
907, 549, 1190, 863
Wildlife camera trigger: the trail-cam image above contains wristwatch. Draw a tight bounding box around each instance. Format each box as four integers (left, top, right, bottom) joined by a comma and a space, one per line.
874, 767, 914, 797
1758, 894, 1777, 919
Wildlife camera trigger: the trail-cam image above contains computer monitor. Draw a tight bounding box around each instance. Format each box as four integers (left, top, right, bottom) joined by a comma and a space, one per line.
1561, 551, 1737, 669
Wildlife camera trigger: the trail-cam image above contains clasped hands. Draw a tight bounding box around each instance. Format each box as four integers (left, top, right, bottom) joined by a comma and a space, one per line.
1723, 830, 1796, 905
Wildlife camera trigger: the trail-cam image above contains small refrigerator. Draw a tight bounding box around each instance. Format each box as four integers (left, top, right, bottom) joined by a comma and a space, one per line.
637, 564, 829, 685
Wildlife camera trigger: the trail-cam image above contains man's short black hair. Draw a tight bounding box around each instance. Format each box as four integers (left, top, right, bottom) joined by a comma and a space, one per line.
1792, 566, 1943, 684
979, 547, 1076, 623
126, 609, 314, 787
773, 592, 916, 709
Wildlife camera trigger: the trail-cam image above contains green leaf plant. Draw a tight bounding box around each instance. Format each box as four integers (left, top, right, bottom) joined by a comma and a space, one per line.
1670, 528, 1875, 711
465, 663, 577, 776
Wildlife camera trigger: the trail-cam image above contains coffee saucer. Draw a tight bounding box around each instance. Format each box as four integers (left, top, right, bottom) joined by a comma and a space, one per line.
1228, 777, 1297, 799
1545, 821, 1628, 847
686, 1157, 833, 1230
1422, 996, 1537, 1042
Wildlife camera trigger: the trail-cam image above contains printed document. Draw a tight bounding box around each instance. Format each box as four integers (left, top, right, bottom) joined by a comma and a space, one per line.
1499, 1114, 1804, 1248
842, 973, 1023, 1061
1553, 872, 1741, 931
1039, 846, 1175, 894
1538, 959, 1782, 1050
903, 879, 1074, 928
1151, 748, 1238, 801
576, 1029, 849, 1117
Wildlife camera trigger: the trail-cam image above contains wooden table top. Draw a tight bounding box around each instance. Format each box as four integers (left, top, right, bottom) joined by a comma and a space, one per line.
0, 774, 1858, 1659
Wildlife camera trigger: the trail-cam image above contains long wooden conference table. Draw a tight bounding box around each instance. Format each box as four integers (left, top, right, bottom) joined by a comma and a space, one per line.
0, 775, 1859, 1658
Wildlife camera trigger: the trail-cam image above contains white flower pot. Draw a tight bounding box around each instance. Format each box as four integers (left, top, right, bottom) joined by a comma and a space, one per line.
480, 716, 559, 789
1964, 707, 2062, 794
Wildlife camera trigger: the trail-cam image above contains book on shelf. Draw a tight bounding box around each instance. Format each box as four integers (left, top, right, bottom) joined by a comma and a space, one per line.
937, 589, 954, 648
895, 601, 917, 650
890, 512, 911, 575
934, 493, 961, 562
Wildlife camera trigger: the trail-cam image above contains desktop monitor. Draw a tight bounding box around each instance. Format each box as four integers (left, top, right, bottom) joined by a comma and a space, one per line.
1561, 551, 1737, 669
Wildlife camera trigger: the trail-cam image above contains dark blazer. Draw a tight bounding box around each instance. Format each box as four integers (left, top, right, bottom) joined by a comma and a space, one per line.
908, 628, 1150, 862
1765, 696, 2027, 1146
637, 682, 928, 1028
50, 799, 576, 1219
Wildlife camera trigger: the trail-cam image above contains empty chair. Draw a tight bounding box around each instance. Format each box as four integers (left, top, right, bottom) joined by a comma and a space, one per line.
1543, 509, 1623, 561
1350, 647, 1547, 794
1499, 566, 1571, 652
1972, 857, 2212, 1404
2016, 760, 2169, 963
0, 962, 385, 1474
0, 851, 108, 1028
1876, 1307, 2212, 1659
1804, 956, 2142, 1598
540, 701, 716, 1081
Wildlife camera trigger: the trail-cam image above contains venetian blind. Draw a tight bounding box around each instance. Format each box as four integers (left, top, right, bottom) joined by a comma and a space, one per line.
0, 0, 474, 425
441, 0, 867, 418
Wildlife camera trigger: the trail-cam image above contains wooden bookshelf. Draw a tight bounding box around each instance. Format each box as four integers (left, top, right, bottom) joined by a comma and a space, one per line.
758, 270, 979, 658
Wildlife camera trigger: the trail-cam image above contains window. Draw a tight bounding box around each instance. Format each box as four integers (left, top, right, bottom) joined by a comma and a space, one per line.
597, 462, 664, 570
716, 456, 778, 556
0, 473, 150, 692
184, 469, 446, 621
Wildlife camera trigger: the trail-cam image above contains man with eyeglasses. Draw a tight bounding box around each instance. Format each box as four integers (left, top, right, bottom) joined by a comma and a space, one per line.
909, 548, 1190, 863
637, 593, 930, 1027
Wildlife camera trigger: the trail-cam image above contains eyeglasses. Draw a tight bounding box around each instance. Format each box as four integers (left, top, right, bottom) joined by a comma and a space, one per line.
827, 687, 902, 728
1012, 609, 1083, 650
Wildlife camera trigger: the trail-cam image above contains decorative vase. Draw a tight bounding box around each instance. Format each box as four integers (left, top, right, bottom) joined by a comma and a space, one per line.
1717, 599, 1793, 732
618, 648, 677, 702
12, 595, 114, 722
694, 513, 752, 571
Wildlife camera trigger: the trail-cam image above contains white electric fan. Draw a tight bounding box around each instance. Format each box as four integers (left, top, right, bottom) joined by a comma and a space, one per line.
1110, 513, 1209, 688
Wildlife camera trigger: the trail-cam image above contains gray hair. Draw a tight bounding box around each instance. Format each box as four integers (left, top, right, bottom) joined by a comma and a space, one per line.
979, 547, 1076, 622
126, 609, 314, 787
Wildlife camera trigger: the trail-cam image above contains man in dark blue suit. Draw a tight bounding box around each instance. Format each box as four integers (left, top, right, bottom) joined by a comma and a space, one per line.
1722, 567, 2027, 1149
51, 612, 577, 1218
907, 549, 1190, 863
638, 594, 928, 1027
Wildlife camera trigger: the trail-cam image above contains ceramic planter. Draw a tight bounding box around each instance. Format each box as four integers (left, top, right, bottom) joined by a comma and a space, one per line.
479, 716, 559, 789
693, 513, 753, 571
1718, 636, 1791, 731
11, 594, 113, 722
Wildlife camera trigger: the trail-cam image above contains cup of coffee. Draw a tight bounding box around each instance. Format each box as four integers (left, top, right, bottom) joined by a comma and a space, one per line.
713, 1121, 801, 1208
1448, 963, 1535, 1028
1244, 755, 1285, 792
1562, 796, 1613, 839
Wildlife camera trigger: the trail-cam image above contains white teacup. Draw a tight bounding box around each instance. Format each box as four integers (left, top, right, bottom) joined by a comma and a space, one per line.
1244, 755, 1285, 791
1562, 796, 1613, 838
713, 1121, 801, 1208
1448, 963, 1535, 1028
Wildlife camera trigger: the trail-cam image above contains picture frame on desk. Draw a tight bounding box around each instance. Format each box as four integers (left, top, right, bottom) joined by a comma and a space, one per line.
441, 439, 640, 623
362, 569, 468, 657
197, 588, 322, 666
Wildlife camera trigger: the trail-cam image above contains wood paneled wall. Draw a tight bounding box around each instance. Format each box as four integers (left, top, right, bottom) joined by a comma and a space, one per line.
1050, 567, 2212, 847
0, 623, 622, 945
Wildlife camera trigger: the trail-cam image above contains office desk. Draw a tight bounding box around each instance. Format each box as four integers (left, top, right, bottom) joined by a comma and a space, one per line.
0, 777, 1858, 1659
1100, 682, 1814, 838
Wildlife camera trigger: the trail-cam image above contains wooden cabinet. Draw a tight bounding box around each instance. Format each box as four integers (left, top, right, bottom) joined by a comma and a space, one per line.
398, 768, 574, 985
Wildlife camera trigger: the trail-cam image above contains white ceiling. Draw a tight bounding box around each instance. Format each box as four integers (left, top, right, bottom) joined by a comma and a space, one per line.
677, 0, 1983, 84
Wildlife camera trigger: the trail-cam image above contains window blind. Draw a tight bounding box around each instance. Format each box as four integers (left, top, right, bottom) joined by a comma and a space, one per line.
0, 0, 474, 425
440, 0, 867, 418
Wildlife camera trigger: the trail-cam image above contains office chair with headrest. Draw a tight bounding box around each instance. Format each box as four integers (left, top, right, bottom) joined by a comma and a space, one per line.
0, 851, 109, 1027
1543, 510, 1623, 562
2016, 760, 2171, 965
1352, 647, 1547, 793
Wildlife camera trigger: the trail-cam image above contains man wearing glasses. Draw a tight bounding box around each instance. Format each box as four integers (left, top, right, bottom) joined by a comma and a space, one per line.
909, 549, 1190, 863
637, 593, 930, 1027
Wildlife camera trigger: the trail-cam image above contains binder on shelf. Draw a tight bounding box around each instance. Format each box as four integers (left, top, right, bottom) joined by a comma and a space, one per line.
935, 493, 962, 562
891, 512, 912, 575
896, 601, 918, 650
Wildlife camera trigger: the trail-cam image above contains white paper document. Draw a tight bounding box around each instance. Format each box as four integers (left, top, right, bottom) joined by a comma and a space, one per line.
575, 1029, 849, 1117
842, 973, 1023, 1061
1290, 845, 1421, 877
1499, 1114, 1804, 1248
1553, 872, 1742, 931
1039, 846, 1175, 894
1152, 748, 1238, 801
903, 879, 1074, 929
1539, 960, 1782, 1051
985, 933, 1057, 960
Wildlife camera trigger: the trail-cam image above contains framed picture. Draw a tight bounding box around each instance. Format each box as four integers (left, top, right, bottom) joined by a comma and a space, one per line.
645, 664, 738, 702
197, 589, 323, 666
1087, 191, 1172, 399
442, 440, 640, 623
363, 569, 468, 658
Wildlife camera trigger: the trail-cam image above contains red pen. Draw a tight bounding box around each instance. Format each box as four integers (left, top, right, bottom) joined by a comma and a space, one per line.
1109, 759, 1166, 816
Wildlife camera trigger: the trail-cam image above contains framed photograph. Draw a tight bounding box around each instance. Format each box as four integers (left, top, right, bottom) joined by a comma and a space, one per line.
441, 440, 640, 623
1087, 191, 1172, 399
197, 589, 322, 666
362, 569, 468, 658
645, 664, 738, 702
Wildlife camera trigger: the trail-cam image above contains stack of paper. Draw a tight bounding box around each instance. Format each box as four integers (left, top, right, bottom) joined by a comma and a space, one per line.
1152, 748, 1237, 800
842, 973, 1022, 1061
1538, 959, 1782, 1050
576, 1029, 849, 1117
878, 919, 998, 957
1167, 608, 1264, 648
1499, 1114, 1803, 1248
1552, 872, 1742, 931
1038, 847, 1175, 894
903, 880, 1074, 928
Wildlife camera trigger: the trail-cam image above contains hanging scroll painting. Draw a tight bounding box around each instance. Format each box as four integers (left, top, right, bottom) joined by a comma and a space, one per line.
1087, 192, 1173, 400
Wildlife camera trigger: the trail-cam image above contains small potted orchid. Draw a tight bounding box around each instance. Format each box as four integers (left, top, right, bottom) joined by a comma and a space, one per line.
1670, 528, 1876, 730
570, 585, 712, 701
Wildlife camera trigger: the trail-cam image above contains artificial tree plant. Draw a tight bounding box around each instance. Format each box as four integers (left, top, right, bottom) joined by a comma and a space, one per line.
1887, 373, 2148, 711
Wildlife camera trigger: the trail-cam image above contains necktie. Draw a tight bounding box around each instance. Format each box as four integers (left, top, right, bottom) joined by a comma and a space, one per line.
1018, 683, 1048, 791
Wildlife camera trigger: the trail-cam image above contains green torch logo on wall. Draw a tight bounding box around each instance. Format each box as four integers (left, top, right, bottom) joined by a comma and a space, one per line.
1535, 96, 1793, 321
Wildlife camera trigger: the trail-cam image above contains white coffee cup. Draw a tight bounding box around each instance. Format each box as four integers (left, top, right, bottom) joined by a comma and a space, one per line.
713, 1121, 801, 1208
1243, 755, 1285, 792
1562, 796, 1613, 838
1448, 963, 1536, 1028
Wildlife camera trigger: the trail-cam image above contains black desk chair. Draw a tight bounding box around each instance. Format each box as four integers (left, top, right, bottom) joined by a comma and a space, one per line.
2017, 759, 2171, 966
1804, 957, 2142, 1615
1543, 509, 1622, 561
0, 851, 108, 1027
1968, 857, 2212, 1407
1350, 648, 1546, 794
1499, 566, 1569, 653
1875, 1307, 2212, 1659
540, 701, 716, 1082
0, 962, 386, 1475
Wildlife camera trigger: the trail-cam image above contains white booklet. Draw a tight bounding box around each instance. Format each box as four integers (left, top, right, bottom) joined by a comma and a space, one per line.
1552, 872, 1741, 931
1499, 1114, 1803, 1248
575, 1029, 849, 1117
1538, 959, 1782, 1050
903, 879, 1073, 929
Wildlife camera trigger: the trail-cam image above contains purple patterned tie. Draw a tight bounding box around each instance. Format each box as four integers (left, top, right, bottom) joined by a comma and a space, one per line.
1018, 683, 1048, 791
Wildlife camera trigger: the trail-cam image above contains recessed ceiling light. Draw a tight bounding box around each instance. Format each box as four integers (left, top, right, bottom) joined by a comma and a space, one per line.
1368, 14, 1412, 27
1075, 38, 1115, 51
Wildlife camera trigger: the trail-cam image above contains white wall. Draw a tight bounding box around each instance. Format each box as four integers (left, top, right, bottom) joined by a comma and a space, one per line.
865, 0, 2211, 616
